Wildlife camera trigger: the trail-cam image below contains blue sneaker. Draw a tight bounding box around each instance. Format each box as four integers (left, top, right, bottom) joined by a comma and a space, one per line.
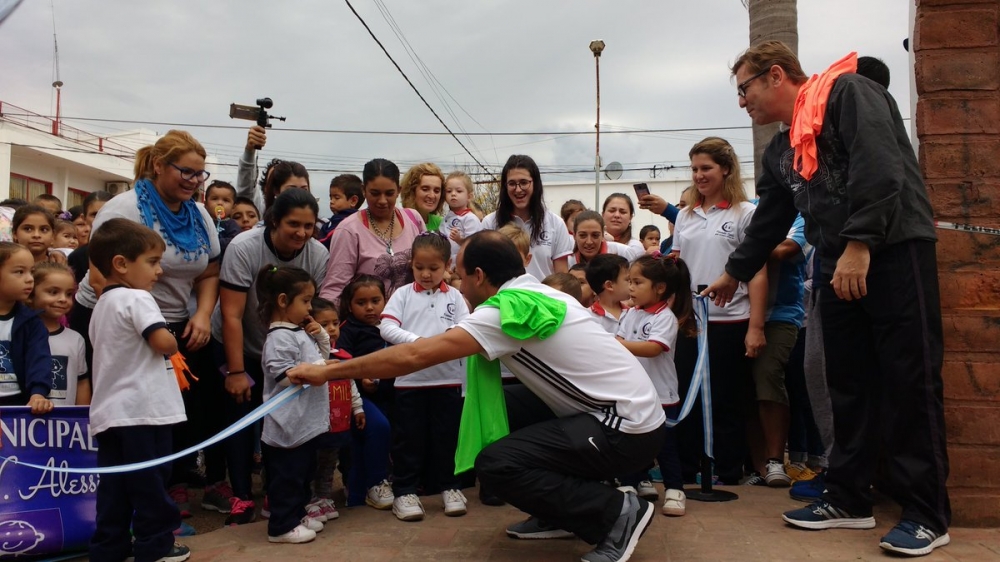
879, 520, 950, 556
648, 466, 663, 483
789, 473, 825, 502
173, 522, 196, 537
782, 500, 875, 530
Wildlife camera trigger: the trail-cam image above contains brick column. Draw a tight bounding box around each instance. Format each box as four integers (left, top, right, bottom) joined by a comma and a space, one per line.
914, 0, 1000, 527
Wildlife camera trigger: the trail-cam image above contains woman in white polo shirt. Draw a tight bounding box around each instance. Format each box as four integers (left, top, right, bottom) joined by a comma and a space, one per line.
481, 155, 573, 280
670, 137, 767, 486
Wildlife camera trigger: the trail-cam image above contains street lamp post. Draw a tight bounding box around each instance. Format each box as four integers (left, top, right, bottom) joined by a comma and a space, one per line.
590, 40, 605, 210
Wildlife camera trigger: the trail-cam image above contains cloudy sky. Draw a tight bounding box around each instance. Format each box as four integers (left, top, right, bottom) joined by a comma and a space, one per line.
2, 0, 911, 189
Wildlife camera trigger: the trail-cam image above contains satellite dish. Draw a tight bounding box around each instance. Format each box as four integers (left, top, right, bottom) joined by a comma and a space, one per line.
604, 161, 623, 180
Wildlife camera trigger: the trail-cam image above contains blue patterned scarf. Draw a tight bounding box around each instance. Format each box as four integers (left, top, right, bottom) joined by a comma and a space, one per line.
134, 179, 211, 262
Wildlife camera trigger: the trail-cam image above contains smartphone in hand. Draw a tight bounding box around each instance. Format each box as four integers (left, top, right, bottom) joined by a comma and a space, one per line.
633, 183, 650, 198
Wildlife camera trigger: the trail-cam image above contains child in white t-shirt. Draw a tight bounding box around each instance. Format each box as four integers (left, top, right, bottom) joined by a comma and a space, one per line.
87, 218, 190, 562
439, 171, 482, 265
30, 262, 89, 405
585, 253, 631, 335
379, 232, 470, 521
616, 254, 697, 519
257, 265, 331, 544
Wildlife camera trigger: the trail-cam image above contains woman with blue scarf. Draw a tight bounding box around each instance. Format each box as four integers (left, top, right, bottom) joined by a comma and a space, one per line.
70, 130, 223, 527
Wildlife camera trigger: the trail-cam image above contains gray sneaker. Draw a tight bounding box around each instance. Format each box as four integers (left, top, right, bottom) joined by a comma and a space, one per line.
505, 516, 575, 540
581, 491, 654, 562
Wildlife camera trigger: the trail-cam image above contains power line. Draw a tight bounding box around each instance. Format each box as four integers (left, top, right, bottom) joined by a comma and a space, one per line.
38, 114, 755, 136
343, 0, 494, 179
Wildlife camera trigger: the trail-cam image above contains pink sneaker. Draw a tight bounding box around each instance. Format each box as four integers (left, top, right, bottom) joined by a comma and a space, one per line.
308, 498, 340, 521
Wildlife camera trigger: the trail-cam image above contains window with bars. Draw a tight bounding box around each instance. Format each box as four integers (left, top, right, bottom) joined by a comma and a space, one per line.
9, 174, 52, 202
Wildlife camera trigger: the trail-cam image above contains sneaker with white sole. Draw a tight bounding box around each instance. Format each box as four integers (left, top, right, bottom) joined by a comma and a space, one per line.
154, 542, 191, 562
200, 481, 233, 513
392, 493, 425, 521
581, 491, 654, 562
636, 480, 658, 501
879, 520, 950, 556
268, 525, 316, 544
661, 488, 686, 517
366, 480, 394, 510
741, 473, 767, 487
301, 515, 324, 533
442, 489, 467, 517
782, 500, 876, 530
309, 497, 340, 521
764, 459, 792, 487
305, 502, 327, 524
505, 516, 575, 540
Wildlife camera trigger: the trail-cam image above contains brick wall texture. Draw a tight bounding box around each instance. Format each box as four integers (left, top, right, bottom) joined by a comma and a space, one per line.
915, 0, 1000, 527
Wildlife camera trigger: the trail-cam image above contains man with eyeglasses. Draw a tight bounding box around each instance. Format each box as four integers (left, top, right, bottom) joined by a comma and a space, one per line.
703, 41, 950, 557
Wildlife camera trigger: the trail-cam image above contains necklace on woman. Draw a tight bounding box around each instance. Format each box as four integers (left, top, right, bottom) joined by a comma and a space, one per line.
367, 209, 395, 255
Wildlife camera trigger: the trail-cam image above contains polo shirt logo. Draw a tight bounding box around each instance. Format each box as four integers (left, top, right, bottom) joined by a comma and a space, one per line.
641, 322, 652, 338
715, 221, 736, 240
538, 229, 552, 245
451, 218, 461, 227
443, 303, 457, 323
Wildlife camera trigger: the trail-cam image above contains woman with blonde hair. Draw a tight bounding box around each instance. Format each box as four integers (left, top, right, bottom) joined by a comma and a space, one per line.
670, 136, 767, 487
69, 129, 224, 524
400, 163, 446, 232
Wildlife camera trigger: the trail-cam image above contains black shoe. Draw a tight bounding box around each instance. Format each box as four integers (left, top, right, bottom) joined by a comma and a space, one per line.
581, 491, 654, 562
155, 542, 191, 562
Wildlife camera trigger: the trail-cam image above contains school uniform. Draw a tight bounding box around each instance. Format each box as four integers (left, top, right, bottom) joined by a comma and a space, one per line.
439, 209, 482, 263
0, 302, 52, 406
482, 210, 574, 281
47, 326, 87, 405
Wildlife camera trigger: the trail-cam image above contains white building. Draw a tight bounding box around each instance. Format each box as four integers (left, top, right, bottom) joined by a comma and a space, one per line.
0, 101, 219, 209
542, 173, 755, 236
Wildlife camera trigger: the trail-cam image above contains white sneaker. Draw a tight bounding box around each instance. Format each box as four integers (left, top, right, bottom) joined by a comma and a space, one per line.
765, 459, 792, 487
661, 488, 686, 517
392, 493, 425, 521
268, 524, 316, 544
636, 480, 658, 501
366, 480, 394, 510
442, 489, 467, 517
301, 515, 324, 533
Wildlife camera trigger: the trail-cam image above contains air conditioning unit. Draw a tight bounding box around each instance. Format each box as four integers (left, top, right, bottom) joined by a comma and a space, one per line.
105, 181, 130, 195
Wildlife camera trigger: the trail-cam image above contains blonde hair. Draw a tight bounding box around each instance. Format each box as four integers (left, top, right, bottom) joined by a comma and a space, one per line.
400, 163, 446, 216
445, 170, 474, 193
133, 130, 207, 182
731, 40, 808, 84
684, 137, 748, 210
497, 222, 531, 258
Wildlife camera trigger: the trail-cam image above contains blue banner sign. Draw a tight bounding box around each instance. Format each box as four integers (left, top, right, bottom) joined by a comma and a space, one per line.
0, 406, 96, 559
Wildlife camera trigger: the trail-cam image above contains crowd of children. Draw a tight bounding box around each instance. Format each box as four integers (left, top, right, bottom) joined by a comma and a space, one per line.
0, 128, 828, 561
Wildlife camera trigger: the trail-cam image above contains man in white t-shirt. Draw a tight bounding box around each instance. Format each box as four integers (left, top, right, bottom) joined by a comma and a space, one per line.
290, 231, 666, 562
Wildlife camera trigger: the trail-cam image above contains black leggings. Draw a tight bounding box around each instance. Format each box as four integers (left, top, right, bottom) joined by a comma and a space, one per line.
674, 321, 754, 484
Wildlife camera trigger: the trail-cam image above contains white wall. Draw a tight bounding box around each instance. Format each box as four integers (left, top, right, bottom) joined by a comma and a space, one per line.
542, 176, 755, 236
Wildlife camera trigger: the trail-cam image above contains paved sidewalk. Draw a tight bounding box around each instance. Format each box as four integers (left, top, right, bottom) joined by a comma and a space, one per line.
108, 486, 1000, 562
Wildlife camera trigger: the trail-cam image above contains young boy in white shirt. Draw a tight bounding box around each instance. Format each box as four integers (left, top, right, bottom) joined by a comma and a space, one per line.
585, 254, 631, 335
87, 218, 191, 562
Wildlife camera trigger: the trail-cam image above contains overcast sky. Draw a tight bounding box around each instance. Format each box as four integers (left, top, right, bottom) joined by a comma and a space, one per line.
2, 1, 911, 189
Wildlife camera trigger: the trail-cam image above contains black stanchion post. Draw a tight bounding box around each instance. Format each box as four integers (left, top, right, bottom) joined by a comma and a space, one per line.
685, 286, 738, 503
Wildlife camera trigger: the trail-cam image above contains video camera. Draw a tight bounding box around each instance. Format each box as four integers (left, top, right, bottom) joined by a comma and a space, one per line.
229, 97, 286, 129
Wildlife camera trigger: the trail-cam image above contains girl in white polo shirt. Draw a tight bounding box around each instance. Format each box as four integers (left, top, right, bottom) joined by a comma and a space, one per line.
616, 254, 697, 518
670, 137, 767, 486
379, 232, 470, 522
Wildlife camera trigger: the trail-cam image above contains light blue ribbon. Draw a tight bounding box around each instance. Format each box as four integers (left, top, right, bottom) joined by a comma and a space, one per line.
663, 296, 713, 458
0, 385, 306, 474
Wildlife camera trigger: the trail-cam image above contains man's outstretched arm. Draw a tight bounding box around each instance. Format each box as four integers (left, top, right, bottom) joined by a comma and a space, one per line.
288, 326, 484, 386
